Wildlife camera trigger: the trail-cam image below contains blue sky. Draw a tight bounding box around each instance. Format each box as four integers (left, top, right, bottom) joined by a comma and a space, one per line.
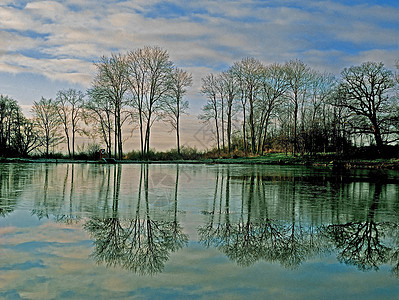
0, 0, 398, 114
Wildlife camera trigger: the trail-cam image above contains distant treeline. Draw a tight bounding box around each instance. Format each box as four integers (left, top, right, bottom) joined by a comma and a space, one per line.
1, 46, 398, 159
200, 59, 399, 157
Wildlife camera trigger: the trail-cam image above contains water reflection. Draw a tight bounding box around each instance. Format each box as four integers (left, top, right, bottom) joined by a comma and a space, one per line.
199, 166, 399, 273
0, 164, 38, 216
323, 181, 399, 273
198, 168, 327, 269
84, 164, 188, 275
1, 163, 399, 276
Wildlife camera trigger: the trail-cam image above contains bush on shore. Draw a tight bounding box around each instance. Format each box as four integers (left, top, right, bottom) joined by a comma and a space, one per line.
124, 146, 203, 161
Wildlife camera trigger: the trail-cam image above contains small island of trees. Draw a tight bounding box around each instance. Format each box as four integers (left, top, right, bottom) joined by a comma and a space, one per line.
1, 46, 399, 163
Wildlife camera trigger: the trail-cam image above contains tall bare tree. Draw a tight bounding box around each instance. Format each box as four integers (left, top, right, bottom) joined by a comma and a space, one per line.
93, 53, 128, 159
163, 68, 192, 154
127, 46, 174, 156
55, 89, 84, 158
257, 63, 289, 153
85, 86, 114, 157
200, 73, 221, 154
32, 97, 63, 157
306, 72, 336, 153
220, 69, 238, 153
285, 59, 311, 156
232, 58, 263, 154
216, 74, 227, 151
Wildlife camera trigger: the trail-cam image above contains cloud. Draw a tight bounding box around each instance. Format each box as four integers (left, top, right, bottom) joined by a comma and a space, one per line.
25, 1, 67, 22
346, 49, 399, 70
0, 0, 398, 107
0, 53, 94, 85
0, 5, 35, 31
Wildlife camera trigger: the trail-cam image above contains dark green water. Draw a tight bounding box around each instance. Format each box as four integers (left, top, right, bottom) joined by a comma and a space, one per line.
1, 163, 399, 299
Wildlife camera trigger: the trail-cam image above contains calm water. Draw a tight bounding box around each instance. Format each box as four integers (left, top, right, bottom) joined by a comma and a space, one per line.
1, 163, 399, 299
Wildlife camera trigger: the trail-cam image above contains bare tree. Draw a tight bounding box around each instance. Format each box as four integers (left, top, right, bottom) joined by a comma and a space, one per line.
216, 74, 227, 151
127, 46, 174, 156
232, 58, 263, 154
200, 73, 221, 154
93, 53, 129, 159
306, 72, 336, 153
256, 63, 289, 154
55, 89, 84, 158
163, 68, 192, 154
32, 97, 63, 157
285, 60, 312, 156
12, 114, 41, 156
220, 69, 238, 153
85, 86, 114, 157
336, 62, 397, 151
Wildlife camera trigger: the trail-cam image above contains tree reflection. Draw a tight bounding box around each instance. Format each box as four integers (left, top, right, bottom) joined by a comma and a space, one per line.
84, 164, 188, 275
324, 181, 392, 271
198, 167, 327, 269
30, 164, 82, 222
2, 163, 399, 277
0, 164, 35, 216
84, 165, 126, 268
55, 164, 81, 223
198, 167, 399, 273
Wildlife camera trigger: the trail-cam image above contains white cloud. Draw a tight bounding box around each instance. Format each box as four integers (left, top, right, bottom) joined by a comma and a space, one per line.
347, 49, 399, 70
0, 0, 398, 105
25, 1, 67, 21
0, 6, 35, 31
0, 53, 94, 85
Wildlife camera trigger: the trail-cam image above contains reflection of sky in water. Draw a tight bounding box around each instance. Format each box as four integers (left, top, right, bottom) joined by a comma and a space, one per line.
0, 210, 46, 228
0, 163, 399, 299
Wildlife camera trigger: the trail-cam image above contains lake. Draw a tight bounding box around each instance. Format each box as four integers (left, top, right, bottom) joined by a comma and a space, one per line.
1, 163, 399, 299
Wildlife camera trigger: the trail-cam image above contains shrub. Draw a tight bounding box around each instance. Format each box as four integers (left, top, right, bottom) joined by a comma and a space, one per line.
74, 143, 101, 160
124, 147, 204, 161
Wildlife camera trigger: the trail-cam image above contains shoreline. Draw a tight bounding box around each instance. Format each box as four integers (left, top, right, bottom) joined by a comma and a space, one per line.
1, 157, 399, 170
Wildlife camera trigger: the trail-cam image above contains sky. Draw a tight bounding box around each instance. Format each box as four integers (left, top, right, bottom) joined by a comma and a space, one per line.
0, 0, 398, 149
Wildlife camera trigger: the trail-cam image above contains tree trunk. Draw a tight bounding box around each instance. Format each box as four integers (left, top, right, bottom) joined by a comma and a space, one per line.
215, 116, 220, 154
145, 114, 151, 156
261, 115, 271, 154
176, 108, 180, 155
221, 97, 225, 151
372, 119, 384, 153
72, 127, 75, 159
227, 99, 232, 153
65, 130, 71, 158
118, 111, 122, 160
249, 97, 256, 154
293, 100, 298, 156
114, 110, 118, 159
242, 108, 247, 154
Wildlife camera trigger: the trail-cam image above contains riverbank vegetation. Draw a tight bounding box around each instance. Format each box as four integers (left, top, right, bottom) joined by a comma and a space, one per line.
1, 46, 399, 162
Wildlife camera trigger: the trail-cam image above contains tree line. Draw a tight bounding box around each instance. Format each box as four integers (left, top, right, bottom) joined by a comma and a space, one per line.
1, 46, 398, 159
200, 59, 399, 156
1, 46, 192, 159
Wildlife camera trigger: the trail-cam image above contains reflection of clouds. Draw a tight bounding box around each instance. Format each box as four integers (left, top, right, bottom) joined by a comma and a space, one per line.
2, 164, 399, 298
0, 221, 93, 299
2, 220, 399, 299
0, 226, 16, 236
2, 222, 90, 246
